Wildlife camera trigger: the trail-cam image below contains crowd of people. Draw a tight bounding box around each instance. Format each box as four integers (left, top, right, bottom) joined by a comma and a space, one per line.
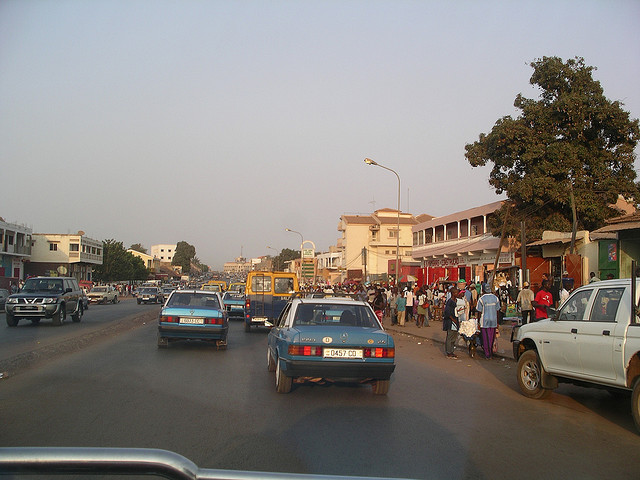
307, 274, 588, 361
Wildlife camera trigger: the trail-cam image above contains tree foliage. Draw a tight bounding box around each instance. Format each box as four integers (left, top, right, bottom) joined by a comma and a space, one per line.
93, 239, 149, 282
465, 56, 639, 239
172, 241, 196, 273
274, 248, 300, 271
129, 243, 147, 254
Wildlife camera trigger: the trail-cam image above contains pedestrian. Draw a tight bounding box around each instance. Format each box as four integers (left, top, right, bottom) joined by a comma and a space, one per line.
416, 287, 430, 327
532, 279, 554, 321
372, 288, 386, 324
476, 284, 500, 359
589, 271, 601, 283
559, 283, 570, 306
405, 287, 414, 324
443, 287, 459, 358
496, 282, 510, 324
389, 287, 399, 325
425, 284, 434, 324
396, 290, 407, 326
516, 282, 534, 325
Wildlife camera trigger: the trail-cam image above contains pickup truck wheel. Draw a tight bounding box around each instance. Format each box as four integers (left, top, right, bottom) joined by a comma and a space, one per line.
267, 348, 276, 372
244, 322, 251, 333
275, 359, 292, 393
6, 312, 18, 327
632, 378, 640, 433
52, 305, 66, 326
372, 379, 390, 395
112, 296, 118, 304
517, 350, 552, 399
137, 299, 141, 305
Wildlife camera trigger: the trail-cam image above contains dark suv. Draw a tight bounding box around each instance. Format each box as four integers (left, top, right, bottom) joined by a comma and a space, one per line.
5, 277, 84, 326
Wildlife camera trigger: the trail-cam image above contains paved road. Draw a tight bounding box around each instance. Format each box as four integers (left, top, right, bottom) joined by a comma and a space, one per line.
0, 316, 638, 479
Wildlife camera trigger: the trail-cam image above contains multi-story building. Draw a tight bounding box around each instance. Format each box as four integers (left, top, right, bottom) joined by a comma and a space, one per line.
223, 257, 252, 275
127, 249, 161, 272
0, 219, 32, 289
27, 232, 102, 282
150, 244, 177, 263
337, 208, 430, 282
411, 201, 510, 285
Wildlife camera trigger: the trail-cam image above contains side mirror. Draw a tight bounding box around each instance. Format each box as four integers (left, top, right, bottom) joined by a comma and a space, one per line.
65, 287, 73, 293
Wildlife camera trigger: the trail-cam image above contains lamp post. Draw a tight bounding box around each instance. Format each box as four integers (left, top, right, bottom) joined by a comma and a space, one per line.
364, 158, 401, 285
266, 246, 279, 271
285, 228, 304, 277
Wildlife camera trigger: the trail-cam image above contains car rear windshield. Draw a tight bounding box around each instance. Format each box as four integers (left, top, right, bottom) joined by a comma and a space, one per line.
167, 292, 221, 309
139, 288, 157, 294
92, 287, 107, 292
22, 279, 63, 293
292, 303, 379, 328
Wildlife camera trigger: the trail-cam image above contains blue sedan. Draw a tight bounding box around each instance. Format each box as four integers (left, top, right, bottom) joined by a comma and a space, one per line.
158, 290, 228, 349
267, 297, 395, 394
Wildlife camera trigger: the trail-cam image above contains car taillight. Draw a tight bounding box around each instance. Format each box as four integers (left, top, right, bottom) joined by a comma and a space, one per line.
288, 345, 323, 356
161, 315, 179, 323
363, 347, 395, 358
245, 298, 250, 318
205, 317, 223, 325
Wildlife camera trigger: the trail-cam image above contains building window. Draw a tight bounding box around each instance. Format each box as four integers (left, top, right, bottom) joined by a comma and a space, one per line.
49, 243, 58, 251
389, 229, 398, 239
471, 225, 478, 236
70, 244, 79, 251
371, 231, 378, 241
7, 235, 14, 245
425, 232, 433, 243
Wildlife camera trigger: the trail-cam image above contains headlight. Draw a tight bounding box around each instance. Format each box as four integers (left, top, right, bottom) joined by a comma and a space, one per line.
7, 298, 18, 304
42, 298, 57, 304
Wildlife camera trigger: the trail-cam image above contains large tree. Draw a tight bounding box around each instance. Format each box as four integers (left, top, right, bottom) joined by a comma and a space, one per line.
172, 241, 196, 273
94, 239, 149, 282
274, 248, 300, 271
465, 56, 639, 239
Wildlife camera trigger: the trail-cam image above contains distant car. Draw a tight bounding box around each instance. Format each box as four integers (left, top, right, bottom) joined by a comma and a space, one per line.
0, 288, 9, 311
222, 291, 246, 320
80, 288, 90, 311
267, 297, 395, 394
87, 285, 119, 304
162, 286, 175, 298
5, 276, 84, 326
137, 287, 163, 304
157, 290, 228, 349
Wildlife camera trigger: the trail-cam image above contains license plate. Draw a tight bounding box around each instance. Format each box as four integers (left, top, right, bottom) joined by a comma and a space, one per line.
253, 317, 267, 322
323, 348, 363, 359
230, 305, 243, 310
180, 317, 204, 325
20, 306, 41, 311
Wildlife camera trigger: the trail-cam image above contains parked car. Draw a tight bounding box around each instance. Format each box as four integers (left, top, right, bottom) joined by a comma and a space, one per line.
5, 276, 84, 326
512, 277, 640, 432
136, 287, 164, 304
80, 288, 90, 311
157, 290, 228, 349
87, 285, 119, 304
267, 296, 395, 394
0, 288, 9, 311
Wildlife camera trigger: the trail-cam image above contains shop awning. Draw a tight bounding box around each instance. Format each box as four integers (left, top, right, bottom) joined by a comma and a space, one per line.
526, 237, 572, 247
414, 235, 501, 258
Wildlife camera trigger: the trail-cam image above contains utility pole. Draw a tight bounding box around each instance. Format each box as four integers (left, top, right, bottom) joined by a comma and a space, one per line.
521, 221, 528, 284
362, 247, 367, 283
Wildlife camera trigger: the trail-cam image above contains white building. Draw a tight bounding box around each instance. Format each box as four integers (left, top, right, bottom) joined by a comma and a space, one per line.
151, 244, 177, 263
0, 219, 32, 288
28, 231, 102, 282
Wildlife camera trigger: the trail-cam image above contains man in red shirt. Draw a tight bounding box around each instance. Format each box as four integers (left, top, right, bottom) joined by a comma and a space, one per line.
532, 280, 553, 321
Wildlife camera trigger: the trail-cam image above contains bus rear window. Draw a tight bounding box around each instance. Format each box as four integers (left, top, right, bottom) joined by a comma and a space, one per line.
251, 276, 271, 293
274, 278, 295, 294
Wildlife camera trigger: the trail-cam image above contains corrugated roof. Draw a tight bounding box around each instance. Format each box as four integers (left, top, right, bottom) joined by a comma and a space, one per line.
592, 221, 640, 234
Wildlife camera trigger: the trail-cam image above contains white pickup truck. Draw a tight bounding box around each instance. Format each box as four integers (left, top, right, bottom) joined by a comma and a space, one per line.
512, 277, 640, 432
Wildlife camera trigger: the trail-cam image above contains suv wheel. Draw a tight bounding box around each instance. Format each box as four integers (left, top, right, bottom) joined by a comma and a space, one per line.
52, 304, 66, 326
6, 312, 18, 327
72, 303, 83, 322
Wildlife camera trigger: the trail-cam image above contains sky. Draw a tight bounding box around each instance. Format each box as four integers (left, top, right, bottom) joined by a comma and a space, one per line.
1, 0, 639, 270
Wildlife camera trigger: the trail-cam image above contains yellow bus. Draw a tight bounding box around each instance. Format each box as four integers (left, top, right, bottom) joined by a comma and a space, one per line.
244, 271, 299, 332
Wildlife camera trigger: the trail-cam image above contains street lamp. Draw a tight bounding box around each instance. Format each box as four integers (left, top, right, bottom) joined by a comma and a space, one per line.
364, 157, 401, 285
285, 228, 304, 277
266, 246, 279, 271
